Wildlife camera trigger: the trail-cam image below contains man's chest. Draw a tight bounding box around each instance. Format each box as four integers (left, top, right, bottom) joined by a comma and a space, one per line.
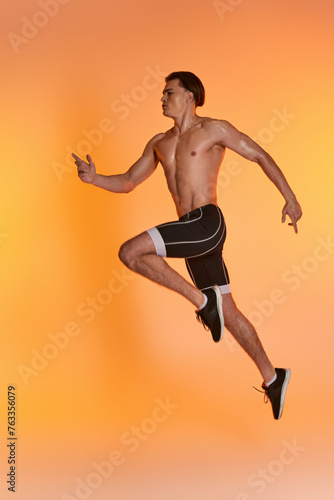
155, 128, 214, 164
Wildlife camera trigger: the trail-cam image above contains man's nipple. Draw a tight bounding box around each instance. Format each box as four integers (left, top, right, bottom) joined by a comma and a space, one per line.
191, 151, 197, 156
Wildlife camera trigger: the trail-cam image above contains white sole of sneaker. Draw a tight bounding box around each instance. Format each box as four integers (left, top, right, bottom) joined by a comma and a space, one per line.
278, 368, 291, 419
212, 285, 224, 341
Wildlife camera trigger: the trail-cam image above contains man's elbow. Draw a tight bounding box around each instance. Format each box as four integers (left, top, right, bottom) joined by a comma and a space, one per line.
254, 149, 270, 167
123, 180, 135, 193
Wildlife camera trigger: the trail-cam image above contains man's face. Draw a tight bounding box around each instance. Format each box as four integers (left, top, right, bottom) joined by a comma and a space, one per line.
161, 79, 189, 118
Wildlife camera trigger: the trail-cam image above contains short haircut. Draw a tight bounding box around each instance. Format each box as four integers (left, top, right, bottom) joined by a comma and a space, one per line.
165, 71, 205, 107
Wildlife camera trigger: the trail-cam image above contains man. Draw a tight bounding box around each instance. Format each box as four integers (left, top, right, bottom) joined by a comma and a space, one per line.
73, 71, 302, 420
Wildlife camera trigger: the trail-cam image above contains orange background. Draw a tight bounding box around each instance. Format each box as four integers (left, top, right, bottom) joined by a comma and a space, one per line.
1, 0, 333, 498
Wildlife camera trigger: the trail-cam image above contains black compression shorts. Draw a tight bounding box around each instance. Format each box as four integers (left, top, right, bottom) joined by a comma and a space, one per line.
147, 204, 230, 294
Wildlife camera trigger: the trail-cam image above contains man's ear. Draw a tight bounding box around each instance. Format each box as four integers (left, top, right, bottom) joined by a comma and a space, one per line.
186, 92, 195, 103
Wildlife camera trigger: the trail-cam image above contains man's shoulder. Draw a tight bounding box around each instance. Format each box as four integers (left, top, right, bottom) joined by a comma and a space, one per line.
201, 117, 230, 129
201, 118, 239, 140
150, 128, 174, 143
143, 129, 173, 154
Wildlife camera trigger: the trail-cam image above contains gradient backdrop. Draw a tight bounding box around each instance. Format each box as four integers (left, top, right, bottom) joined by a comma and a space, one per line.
1, 0, 333, 498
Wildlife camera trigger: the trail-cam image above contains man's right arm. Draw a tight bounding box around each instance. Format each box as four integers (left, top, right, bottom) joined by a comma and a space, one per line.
214, 120, 302, 233
72, 133, 163, 193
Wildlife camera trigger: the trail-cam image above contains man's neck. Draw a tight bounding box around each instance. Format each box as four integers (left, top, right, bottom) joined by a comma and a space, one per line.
173, 111, 200, 135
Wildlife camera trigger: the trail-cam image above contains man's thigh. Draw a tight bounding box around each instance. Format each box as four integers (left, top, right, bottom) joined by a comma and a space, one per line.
147, 204, 225, 259
119, 231, 156, 260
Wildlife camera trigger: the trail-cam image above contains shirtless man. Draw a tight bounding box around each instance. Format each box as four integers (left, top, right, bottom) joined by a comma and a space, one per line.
73, 71, 302, 420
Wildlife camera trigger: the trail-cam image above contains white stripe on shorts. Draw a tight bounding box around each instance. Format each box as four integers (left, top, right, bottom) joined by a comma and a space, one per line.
147, 227, 167, 258
201, 283, 231, 295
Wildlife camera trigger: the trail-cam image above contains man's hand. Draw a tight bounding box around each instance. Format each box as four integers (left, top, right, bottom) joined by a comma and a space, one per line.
282, 198, 302, 234
72, 153, 96, 184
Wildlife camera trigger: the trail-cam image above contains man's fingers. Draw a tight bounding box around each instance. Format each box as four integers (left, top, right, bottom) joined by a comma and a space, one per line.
72, 153, 94, 171
281, 207, 287, 224
72, 153, 84, 167
287, 218, 298, 233
282, 206, 299, 233
289, 223, 298, 234
86, 154, 95, 167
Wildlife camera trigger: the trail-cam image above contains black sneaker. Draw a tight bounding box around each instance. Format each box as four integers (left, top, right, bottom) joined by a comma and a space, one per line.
260, 368, 291, 420
195, 286, 224, 342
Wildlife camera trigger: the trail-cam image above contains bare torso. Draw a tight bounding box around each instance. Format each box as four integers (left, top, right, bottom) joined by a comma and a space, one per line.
153, 117, 226, 217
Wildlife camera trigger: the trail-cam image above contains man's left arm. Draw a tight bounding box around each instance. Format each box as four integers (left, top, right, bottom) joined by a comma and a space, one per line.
217, 120, 303, 233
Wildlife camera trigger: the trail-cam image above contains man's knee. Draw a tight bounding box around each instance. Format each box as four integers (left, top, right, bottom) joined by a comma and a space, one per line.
118, 240, 133, 267
118, 232, 156, 268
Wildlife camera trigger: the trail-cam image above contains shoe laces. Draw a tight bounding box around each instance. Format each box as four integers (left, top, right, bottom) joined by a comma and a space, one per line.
253, 384, 269, 404
196, 312, 209, 331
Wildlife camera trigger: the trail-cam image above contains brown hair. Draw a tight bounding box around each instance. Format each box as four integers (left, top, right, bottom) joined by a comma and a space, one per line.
165, 71, 205, 107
